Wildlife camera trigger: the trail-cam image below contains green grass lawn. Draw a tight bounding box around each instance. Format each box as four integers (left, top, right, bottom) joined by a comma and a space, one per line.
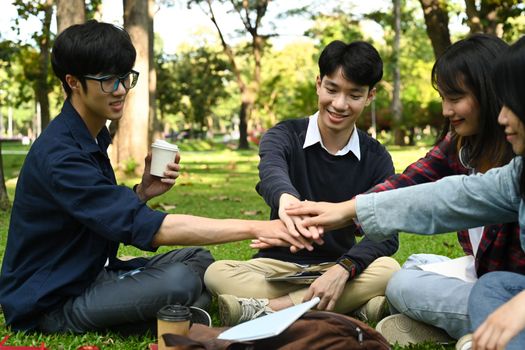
0, 141, 459, 349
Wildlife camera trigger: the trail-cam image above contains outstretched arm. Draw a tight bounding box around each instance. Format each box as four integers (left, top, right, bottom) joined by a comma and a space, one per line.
287, 158, 520, 242
152, 215, 312, 252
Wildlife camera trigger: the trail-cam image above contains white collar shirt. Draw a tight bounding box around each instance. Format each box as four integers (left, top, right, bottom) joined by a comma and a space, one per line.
302, 112, 361, 160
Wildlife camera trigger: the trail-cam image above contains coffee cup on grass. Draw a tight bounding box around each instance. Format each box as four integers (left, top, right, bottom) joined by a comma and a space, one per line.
157, 304, 191, 349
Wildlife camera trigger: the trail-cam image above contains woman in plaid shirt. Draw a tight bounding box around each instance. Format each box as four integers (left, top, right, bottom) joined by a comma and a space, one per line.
356, 34, 518, 345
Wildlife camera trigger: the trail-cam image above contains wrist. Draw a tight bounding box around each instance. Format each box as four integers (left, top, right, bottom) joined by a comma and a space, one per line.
134, 183, 146, 202
279, 192, 299, 205
346, 199, 356, 219
337, 257, 357, 279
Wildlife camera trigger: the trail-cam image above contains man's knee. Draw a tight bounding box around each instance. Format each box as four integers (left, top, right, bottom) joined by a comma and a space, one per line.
203, 260, 233, 295
191, 247, 214, 264
385, 269, 417, 312
163, 263, 203, 302
371, 256, 401, 277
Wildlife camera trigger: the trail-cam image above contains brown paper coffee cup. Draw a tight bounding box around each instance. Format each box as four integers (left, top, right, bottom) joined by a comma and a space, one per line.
157, 304, 191, 350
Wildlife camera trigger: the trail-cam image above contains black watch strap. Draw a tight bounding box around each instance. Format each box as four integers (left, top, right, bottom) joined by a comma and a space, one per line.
337, 257, 357, 278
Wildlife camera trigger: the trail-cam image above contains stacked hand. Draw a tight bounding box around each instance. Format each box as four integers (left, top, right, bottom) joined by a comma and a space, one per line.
252, 197, 354, 309
135, 153, 181, 202
251, 194, 324, 253
285, 199, 356, 231
251, 219, 318, 253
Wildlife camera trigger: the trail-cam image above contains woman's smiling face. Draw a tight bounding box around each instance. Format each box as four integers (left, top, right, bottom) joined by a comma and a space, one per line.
499, 105, 525, 156
439, 87, 481, 138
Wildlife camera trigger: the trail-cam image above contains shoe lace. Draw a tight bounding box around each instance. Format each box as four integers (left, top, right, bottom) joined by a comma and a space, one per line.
238, 298, 269, 323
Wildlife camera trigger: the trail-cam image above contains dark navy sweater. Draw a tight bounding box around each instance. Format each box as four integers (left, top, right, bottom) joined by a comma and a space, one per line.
255, 117, 398, 274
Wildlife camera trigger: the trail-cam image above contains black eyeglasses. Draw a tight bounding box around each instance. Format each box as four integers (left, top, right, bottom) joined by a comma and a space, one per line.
83, 70, 139, 93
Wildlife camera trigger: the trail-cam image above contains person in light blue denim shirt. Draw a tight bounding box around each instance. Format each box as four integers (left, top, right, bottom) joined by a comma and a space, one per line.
286, 36, 525, 350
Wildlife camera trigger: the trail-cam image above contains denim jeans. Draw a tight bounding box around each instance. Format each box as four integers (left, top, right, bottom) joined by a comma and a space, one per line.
37, 247, 213, 334
386, 253, 474, 339
469, 271, 525, 350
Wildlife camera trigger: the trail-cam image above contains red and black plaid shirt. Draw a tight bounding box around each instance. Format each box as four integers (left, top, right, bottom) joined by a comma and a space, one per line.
367, 133, 525, 277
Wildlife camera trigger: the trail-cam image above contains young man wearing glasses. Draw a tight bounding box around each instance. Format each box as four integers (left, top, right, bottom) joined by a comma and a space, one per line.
0, 20, 308, 334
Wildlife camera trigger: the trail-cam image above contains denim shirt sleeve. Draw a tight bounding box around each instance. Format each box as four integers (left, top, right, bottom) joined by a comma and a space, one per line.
356, 157, 522, 242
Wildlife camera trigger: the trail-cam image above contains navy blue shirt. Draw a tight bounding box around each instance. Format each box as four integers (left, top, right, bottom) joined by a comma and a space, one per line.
255, 117, 398, 273
0, 100, 167, 331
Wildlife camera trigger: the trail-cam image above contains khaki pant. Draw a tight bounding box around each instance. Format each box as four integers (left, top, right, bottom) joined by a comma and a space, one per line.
204, 257, 400, 314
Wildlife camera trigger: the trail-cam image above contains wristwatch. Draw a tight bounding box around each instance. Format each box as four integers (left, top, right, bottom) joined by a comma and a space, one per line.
337, 257, 357, 278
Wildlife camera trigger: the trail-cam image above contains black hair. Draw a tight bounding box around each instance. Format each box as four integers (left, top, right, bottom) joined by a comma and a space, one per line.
432, 33, 513, 171
318, 40, 383, 89
493, 36, 525, 199
51, 20, 136, 98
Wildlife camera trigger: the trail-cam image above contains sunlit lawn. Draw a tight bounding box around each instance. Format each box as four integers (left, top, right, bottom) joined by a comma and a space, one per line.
0, 140, 460, 349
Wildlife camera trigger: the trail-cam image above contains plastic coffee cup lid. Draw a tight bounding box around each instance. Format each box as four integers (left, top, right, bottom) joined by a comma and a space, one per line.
151, 139, 179, 152
157, 304, 191, 321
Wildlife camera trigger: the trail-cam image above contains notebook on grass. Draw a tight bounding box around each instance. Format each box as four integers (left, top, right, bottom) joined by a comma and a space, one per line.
217, 297, 320, 341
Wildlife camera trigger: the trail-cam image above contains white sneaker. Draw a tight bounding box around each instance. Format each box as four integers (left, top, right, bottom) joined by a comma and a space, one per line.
375, 314, 454, 346
456, 333, 472, 350
218, 294, 272, 326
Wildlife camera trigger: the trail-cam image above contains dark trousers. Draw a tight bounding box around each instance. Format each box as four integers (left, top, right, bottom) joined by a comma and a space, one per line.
37, 247, 214, 334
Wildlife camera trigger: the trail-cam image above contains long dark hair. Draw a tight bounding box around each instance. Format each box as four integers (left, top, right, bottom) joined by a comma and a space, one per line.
493, 36, 525, 198
432, 34, 513, 172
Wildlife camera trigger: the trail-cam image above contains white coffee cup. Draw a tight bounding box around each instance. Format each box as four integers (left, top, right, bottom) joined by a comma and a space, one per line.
150, 139, 179, 177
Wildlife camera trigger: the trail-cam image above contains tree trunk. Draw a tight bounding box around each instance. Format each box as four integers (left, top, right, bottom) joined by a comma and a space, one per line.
465, 0, 503, 36
418, 0, 452, 59
117, 0, 149, 175
392, 0, 404, 146
56, 0, 85, 34
464, 0, 483, 33
0, 142, 10, 210
36, 0, 53, 132
238, 100, 250, 149
148, 0, 158, 145
198, 0, 269, 150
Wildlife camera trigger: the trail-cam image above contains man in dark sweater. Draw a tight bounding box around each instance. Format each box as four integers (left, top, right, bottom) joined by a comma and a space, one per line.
204, 40, 400, 326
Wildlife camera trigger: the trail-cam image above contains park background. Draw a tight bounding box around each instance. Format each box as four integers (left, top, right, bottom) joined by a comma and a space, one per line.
0, 0, 524, 349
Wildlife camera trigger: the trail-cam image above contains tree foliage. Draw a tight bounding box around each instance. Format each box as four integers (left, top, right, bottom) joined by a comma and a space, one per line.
156, 46, 232, 131
4, 0, 521, 154
255, 42, 318, 126
419, 0, 525, 59
187, 0, 273, 149
12, 0, 54, 132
